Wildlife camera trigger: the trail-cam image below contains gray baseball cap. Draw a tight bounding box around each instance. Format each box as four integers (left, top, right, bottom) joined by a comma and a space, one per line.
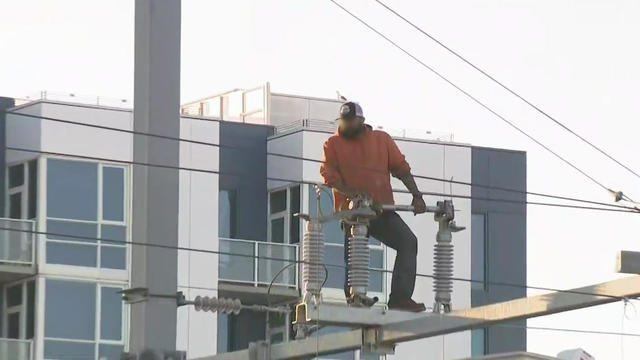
338, 101, 364, 120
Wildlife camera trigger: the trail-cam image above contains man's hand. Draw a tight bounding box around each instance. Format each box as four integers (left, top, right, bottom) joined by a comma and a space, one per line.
412, 194, 427, 215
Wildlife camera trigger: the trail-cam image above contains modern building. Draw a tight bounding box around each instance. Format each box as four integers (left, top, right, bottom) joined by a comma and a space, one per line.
0, 84, 526, 360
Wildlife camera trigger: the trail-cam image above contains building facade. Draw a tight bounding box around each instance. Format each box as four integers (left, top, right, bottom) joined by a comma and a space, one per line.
0, 85, 526, 360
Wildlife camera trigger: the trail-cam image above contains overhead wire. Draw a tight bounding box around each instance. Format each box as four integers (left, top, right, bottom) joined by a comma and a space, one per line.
3, 110, 638, 212
325, 0, 626, 200
372, 0, 640, 188
0, 225, 631, 301
6, 145, 639, 214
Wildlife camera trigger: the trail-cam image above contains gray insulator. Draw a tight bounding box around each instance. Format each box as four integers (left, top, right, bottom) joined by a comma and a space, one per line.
347, 224, 370, 292
433, 242, 454, 303
302, 218, 325, 294
193, 296, 242, 315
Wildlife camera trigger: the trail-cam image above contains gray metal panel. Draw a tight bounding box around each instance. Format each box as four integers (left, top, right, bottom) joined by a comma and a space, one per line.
0, 97, 12, 218
219, 122, 273, 241
471, 147, 527, 354
130, 0, 181, 353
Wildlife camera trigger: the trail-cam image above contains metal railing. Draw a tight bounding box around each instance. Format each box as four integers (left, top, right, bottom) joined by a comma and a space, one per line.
274, 118, 337, 135
0, 338, 33, 360
15, 90, 131, 109
180, 84, 269, 124
0, 218, 35, 266
219, 238, 298, 288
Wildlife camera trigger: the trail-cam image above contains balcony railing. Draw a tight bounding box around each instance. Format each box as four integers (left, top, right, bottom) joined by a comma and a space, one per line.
0, 218, 35, 266
219, 238, 298, 288
0, 338, 33, 360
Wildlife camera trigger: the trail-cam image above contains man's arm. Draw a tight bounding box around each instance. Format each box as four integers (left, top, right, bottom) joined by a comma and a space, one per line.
385, 133, 427, 214
397, 171, 427, 214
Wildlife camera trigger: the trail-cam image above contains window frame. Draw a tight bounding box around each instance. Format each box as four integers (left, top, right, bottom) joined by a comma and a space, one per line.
41, 278, 127, 360
6, 162, 32, 220
39, 156, 130, 279
268, 186, 301, 245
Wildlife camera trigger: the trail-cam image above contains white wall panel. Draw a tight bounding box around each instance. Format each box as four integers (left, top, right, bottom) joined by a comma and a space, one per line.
267, 132, 304, 189
40, 103, 133, 162
6, 103, 43, 164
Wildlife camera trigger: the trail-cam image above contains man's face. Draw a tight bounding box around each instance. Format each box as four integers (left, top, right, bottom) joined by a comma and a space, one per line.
338, 116, 364, 138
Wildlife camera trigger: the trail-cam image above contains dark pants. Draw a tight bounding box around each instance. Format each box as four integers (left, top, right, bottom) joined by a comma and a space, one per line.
343, 212, 417, 301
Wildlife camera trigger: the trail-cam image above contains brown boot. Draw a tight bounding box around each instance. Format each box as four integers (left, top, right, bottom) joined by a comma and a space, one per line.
387, 298, 426, 312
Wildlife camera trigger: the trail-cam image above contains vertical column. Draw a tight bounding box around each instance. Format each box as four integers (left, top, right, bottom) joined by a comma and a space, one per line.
130, 0, 181, 354
0, 97, 13, 218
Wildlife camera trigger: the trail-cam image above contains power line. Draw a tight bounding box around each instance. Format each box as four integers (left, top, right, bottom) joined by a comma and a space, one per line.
0, 225, 629, 301
326, 0, 623, 198
372, 0, 640, 186
495, 323, 640, 338
6, 146, 639, 214
4, 110, 637, 212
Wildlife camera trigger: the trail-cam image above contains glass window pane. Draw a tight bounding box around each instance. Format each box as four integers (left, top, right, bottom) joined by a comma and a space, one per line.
270, 190, 286, 214
270, 332, 284, 344
8, 312, 20, 339
101, 287, 122, 340
27, 281, 35, 339
290, 186, 301, 244
7, 284, 22, 307
369, 249, 384, 293
270, 218, 284, 243
99, 344, 124, 360
102, 167, 124, 221
290, 186, 300, 213
28, 160, 37, 219
257, 243, 296, 286
471, 214, 486, 291
290, 216, 300, 244
45, 280, 96, 340
471, 328, 485, 356
100, 246, 126, 270
47, 242, 97, 267
360, 351, 380, 360
9, 193, 22, 219
44, 340, 95, 360
218, 239, 254, 282
219, 190, 236, 238
47, 159, 98, 221
47, 220, 97, 243
100, 225, 126, 244
8, 164, 24, 188
309, 187, 343, 244
324, 245, 346, 289
217, 313, 229, 353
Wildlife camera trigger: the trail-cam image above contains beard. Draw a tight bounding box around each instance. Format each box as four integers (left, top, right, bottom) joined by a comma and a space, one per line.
339, 123, 365, 139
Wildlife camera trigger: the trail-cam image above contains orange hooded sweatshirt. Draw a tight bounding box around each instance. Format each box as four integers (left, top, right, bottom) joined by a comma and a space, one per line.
320, 125, 411, 211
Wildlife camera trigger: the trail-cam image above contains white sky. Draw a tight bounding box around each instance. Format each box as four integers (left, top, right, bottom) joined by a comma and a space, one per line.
2, 0, 640, 358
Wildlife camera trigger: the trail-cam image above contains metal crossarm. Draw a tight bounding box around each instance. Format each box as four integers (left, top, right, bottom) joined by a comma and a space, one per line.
194, 275, 640, 360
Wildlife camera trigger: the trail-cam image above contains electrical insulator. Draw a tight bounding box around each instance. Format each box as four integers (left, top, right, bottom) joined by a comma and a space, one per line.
301, 217, 325, 297
347, 223, 370, 296
193, 296, 242, 315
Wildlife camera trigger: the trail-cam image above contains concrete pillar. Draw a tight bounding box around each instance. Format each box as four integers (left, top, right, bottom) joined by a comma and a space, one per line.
130, 0, 181, 353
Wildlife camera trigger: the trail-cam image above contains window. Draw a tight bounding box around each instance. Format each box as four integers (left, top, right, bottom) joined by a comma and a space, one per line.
219, 190, 237, 238
45, 159, 128, 270
44, 279, 124, 360
7, 160, 37, 220
471, 213, 488, 292
471, 328, 486, 356
308, 187, 385, 294
1, 280, 35, 341
268, 186, 301, 244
